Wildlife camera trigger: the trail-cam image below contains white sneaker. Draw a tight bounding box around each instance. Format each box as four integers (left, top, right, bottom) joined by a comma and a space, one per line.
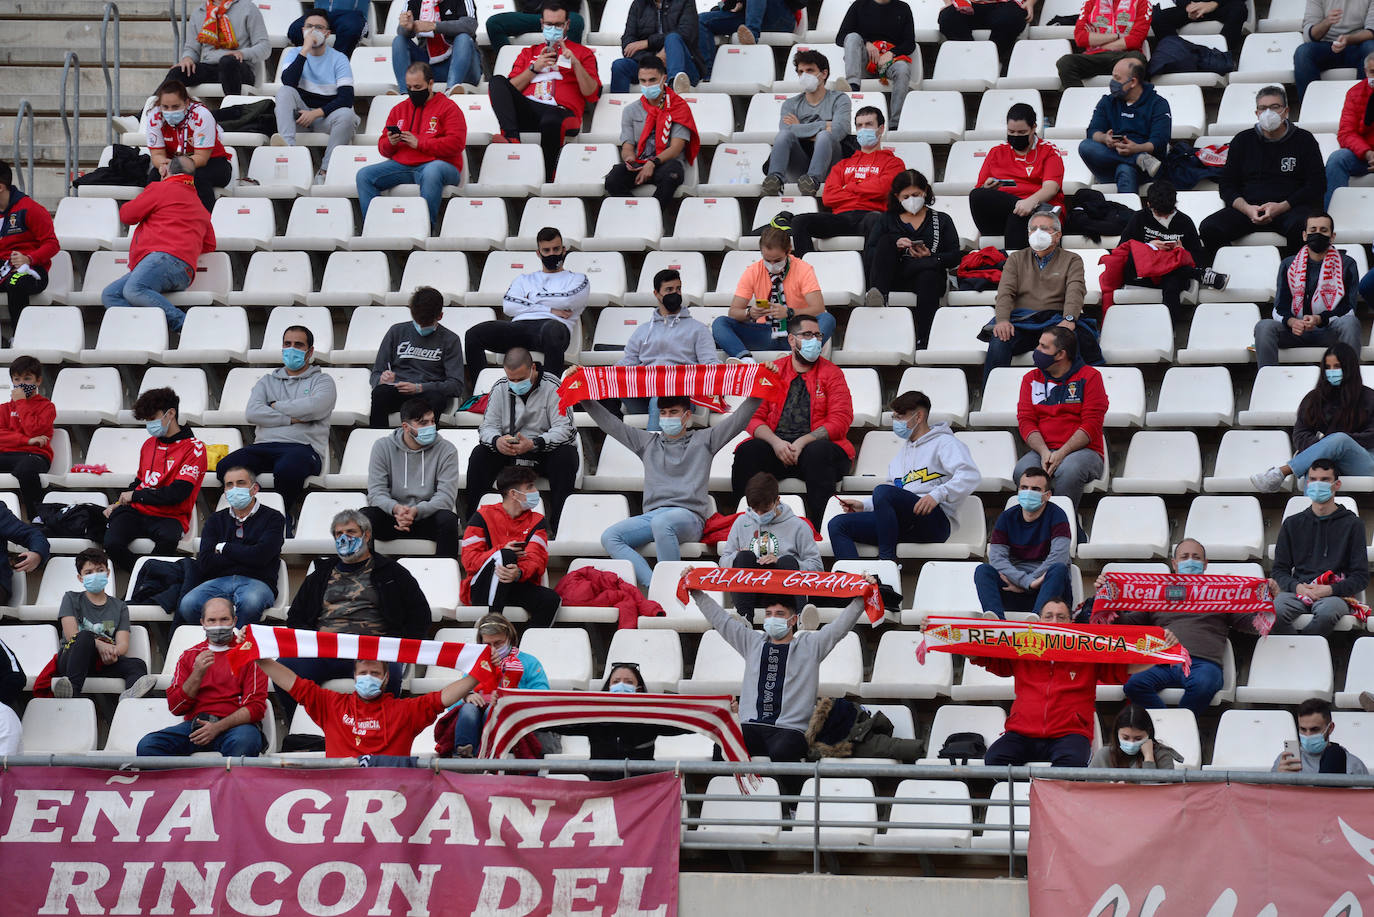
672, 72, 691, 95
269, 133, 288, 147
864, 287, 885, 308
799, 603, 820, 631
1136, 152, 1162, 177
51, 676, 73, 698
727, 354, 757, 365
119, 674, 158, 700
312, 168, 327, 186
1250, 466, 1287, 493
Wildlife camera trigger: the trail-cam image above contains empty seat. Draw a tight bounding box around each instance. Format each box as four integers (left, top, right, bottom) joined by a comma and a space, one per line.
1099, 304, 1174, 363
1207, 709, 1296, 770
888, 91, 965, 143
19, 697, 98, 753
643, 561, 720, 632
517, 628, 594, 690
542, 145, 612, 197
904, 560, 982, 626
0, 306, 84, 364
833, 307, 916, 365
1205, 430, 1292, 492
952, 659, 1015, 701
1078, 497, 1170, 560
1337, 636, 1374, 707
1183, 495, 1265, 560
1178, 303, 1263, 364
663, 196, 742, 251
678, 629, 745, 694
1237, 365, 1318, 426
229, 251, 314, 307
972, 782, 1030, 852
387, 250, 470, 305
247, 305, 335, 362
1234, 32, 1303, 84
508, 197, 587, 249
211, 197, 275, 250
878, 779, 974, 849
699, 143, 773, 196
431, 198, 510, 251
693, 775, 781, 845
51, 367, 122, 424
891, 367, 971, 426
915, 307, 992, 365
997, 40, 1071, 90
53, 197, 122, 250
1115, 431, 1202, 494
278, 196, 356, 250
240, 144, 315, 197
782, 778, 877, 846
0, 624, 57, 688
583, 197, 664, 252
101, 698, 182, 753
1205, 245, 1280, 302
925, 40, 999, 91
547, 494, 630, 556
79, 308, 169, 365
306, 252, 389, 308
704, 45, 775, 94
1146, 366, 1235, 427
1235, 635, 1334, 704
350, 196, 433, 250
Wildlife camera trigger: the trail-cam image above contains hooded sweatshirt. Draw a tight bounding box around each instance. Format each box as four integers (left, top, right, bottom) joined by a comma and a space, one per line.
0, 190, 58, 273
820, 147, 907, 214
1220, 123, 1326, 209
378, 90, 467, 169
720, 503, 823, 570
478, 372, 576, 450
865, 423, 979, 521
118, 175, 216, 273
369, 320, 466, 398
0, 391, 55, 461
617, 307, 719, 367
245, 365, 337, 462
1272, 504, 1369, 596
180, 0, 269, 65
1017, 358, 1108, 457
1085, 82, 1172, 154
367, 427, 460, 518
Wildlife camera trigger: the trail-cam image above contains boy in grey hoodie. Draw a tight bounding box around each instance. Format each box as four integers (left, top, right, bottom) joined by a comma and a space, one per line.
720, 472, 823, 618
613, 268, 719, 432
362, 398, 462, 556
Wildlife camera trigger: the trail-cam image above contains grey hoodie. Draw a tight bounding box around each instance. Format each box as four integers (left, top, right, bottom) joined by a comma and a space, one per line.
720, 502, 822, 571
478, 372, 576, 450
367, 427, 460, 518
245, 365, 337, 462
617, 307, 719, 368
181, 0, 270, 64
369, 321, 466, 399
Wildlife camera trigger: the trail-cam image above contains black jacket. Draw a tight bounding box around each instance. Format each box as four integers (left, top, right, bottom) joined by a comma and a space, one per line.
1293, 386, 1374, 452
1219, 123, 1325, 209
0, 503, 47, 602
0, 637, 23, 711
1273, 505, 1369, 595
194, 503, 286, 592
287, 552, 431, 639
620, 0, 702, 70
835, 0, 915, 56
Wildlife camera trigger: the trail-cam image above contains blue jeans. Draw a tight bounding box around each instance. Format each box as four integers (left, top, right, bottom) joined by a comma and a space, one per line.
101, 251, 193, 331
452, 701, 486, 751
1123, 658, 1224, 714
973, 561, 1071, 620
1295, 39, 1374, 101
391, 33, 481, 90
828, 483, 952, 560
1361, 267, 1374, 305
136, 718, 265, 757
601, 506, 705, 587
711, 311, 836, 358
357, 158, 462, 227
1289, 431, 1374, 477
610, 33, 700, 92
177, 575, 277, 627
697, 0, 794, 77
1325, 147, 1370, 208
1079, 138, 1148, 194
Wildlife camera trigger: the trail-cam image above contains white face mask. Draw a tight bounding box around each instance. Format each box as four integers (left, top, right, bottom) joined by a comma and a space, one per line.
1257, 109, 1283, 132
798, 72, 820, 93
1028, 228, 1055, 252
764, 257, 787, 274
900, 195, 925, 215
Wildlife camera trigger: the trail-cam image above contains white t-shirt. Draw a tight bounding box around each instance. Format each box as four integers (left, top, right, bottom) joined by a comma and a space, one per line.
0, 704, 20, 755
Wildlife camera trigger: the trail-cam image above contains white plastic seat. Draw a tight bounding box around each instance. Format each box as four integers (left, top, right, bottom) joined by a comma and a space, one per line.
807, 251, 866, 306
541, 143, 617, 196
1206, 709, 1296, 770
1337, 636, 1374, 706
387, 251, 470, 306
1144, 708, 1202, 768
1182, 495, 1265, 560
967, 366, 1022, 427
211, 197, 274, 251
972, 782, 1030, 852
19, 697, 98, 753
966, 91, 1045, 142
680, 92, 735, 144
1259, 0, 1303, 30
997, 40, 1071, 90
903, 560, 983, 626
508, 197, 587, 249
887, 367, 970, 427
53, 197, 122, 250
664, 196, 742, 251
1155, 85, 1207, 138
597, 629, 682, 692
782, 778, 877, 846
78, 308, 168, 365
330, 306, 409, 366
323, 427, 389, 488
678, 629, 745, 694
1234, 635, 1334, 704
430, 197, 510, 251
350, 196, 433, 250
395, 557, 460, 617
228, 251, 314, 307
277, 196, 356, 250
833, 307, 916, 366
247, 305, 335, 363
925, 40, 999, 91
878, 780, 973, 849
1329, 186, 1374, 242
1204, 430, 1292, 492
240, 144, 315, 197
306, 251, 389, 308
698, 142, 773, 196
624, 251, 709, 307
1178, 303, 1262, 363
283, 492, 366, 553
1236, 365, 1317, 426
915, 306, 992, 365
452, 95, 500, 143
1204, 245, 1280, 302
888, 91, 965, 143
935, 140, 999, 195
163, 306, 251, 365
1078, 496, 1170, 560
1298, 79, 1350, 133
51, 367, 122, 424
701, 44, 774, 94
161, 251, 232, 308
694, 775, 781, 844
583, 197, 664, 252
1115, 431, 1202, 494
348, 44, 399, 94
1100, 304, 1174, 363
841, 367, 882, 427
0, 624, 57, 687
1146, 366, 1235, 427
955, 431, 1017, 491
0, 306, 84, 364
922, 704, 1006, 765
1210, 82, 1279, 135
547, 493, 629, 557
102, 698, 182, 754
642, 561, 719, 632
818, 632, 863, 697
60, 428, 147, 489
1234, 32, 1303, 84
952, 659, 1015, 702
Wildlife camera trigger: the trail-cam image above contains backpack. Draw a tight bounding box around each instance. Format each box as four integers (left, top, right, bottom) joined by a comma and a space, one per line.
36, 502, 107, 541
1067, 188, 1133, 242
212, 98, 277, 135
71, 144, 150, 188
1163, 140, 1228, 190
938, 731, 988, 765
1147, 35, 1234, 78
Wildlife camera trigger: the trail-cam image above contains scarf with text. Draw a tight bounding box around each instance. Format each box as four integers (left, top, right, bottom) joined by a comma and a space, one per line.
1087, 0, 1137, 33
916, 615, 1191, 674
1286, 245, 1345, 317
1090, 571, 1276, 635
677, 566, 885, 623
557, 363, 784, 413
637, 90, 700, 165
198, 0, 239, 49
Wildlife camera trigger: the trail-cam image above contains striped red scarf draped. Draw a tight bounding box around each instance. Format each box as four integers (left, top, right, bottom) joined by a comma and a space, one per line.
636, 91, 700, 165
916, 616, 1192, 674
678, 566, 885, 623
418, 0, 452, 62
1286, 246, 1345, 317
557, 363, 785, 413
1087, 0, 1136, 32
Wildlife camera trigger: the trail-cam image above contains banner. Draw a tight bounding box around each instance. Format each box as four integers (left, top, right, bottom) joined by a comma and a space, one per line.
0, 767, 679, 917
557, 363, 784, 412
1030, 780, 1374, 916
676, 566, 885, 624
1093, 572, 1273, 615
917, 616, 1191, 674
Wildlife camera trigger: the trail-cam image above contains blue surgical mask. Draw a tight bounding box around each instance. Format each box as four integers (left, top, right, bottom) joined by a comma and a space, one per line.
1300, 732, 1328, 755
355, 674, 384, 700
893, 418, 911, 440
145, 416, 166, 438
82, 572, 108, 594
856, 127, 878, 149
335, 532, 366, 559
799, 338, 823, 361
414, 424, 437, 446
640, 82, 663, 101
508, 377, 533, 396
1326, 368, 1344, 386
413, 321, 436, 336
749, 508, 778, 526
224, 486, 253, 511
523, 490, 541, 511
282, 347, 307, 371
608, 681, 637, 694
659, 416, 684, 436
1016, 489, 1044, 513
162, 108, 187, 126
1177, 558, 1205, 575
1118, 737, 1143, 756
542, 25, 564, 43
1306, 480, 1334, 504
762, 616, 791, 639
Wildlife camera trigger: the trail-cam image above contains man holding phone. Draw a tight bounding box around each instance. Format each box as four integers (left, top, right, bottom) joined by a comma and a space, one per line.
1078, 58, 1171, 194
1273, 697, 1368, 774
459, 465, 560, 627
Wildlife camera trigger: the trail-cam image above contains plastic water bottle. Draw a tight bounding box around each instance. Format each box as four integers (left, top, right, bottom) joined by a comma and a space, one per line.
734, 157, 750, 185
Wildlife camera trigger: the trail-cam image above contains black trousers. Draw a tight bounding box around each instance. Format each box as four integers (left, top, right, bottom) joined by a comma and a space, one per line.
1055, 50, 1145, 89
360, 505, 462, 557
1151, 0, 1248, 51
470, 548, 560, 626
604, 159, 686, 206
866, 241, 948, 346
487, 75, 573, 182
730, 437, 850, 528
147, 155, 232, 213
103, 505, 183, 572
969, 187, 1042, 251
728, 550, 801, 618
1, 267, 48, 337
368, 384, 453, 429
56, 630, 148, 694
464, 319, 573, 388
937, 0, 1026, 58
0, 451, 49, 519
1199, 204, 1311, 264
788, 210, 880, 257
164, 58, 256, 96
464, 442, 578, 533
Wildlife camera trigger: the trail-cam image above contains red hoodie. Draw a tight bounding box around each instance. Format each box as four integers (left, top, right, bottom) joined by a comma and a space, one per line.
131, 427, 207, 532
0, 394, 54, 461
743, 355, 857, 461
820, 147, 906, 214
118, 174, 216, 274
1338, 78, 1374, 160
509, 40, 602, 133
0, 190, 59, 273
1017, 361, 1107, 458
1073, 0, 1150, 53
378, 91, 467, 169
975, 656, 1128, 739
459, 502, 550, 605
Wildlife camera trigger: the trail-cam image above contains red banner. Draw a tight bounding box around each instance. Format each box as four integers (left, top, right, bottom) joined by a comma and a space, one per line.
1093, 572, 1273, 614
557, 363, 784, 412
677, 566, 885, 623
0, 767, 680, 917
1030, 781, 1374, 916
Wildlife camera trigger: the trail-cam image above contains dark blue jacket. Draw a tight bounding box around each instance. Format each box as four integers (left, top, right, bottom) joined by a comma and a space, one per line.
0, 503, 48, 602
193, 503, 285, 592
1085, 84, 1172, 155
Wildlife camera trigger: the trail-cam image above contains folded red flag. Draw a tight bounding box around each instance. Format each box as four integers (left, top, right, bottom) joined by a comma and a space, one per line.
677, 566, 885, 623
557, 363, 786, 413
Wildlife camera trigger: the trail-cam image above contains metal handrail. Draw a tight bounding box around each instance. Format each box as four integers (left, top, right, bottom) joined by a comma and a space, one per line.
59, 52, 80, 195
169, 0, 189, 59
11, 100, 35, 194
100, 2, 121, 146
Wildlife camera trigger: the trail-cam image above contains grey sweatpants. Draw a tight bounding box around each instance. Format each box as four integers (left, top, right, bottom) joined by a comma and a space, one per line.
274, 85, 360, 170
842, 33, 911, 128
1273, 592, 1350, 637
1013, 448, 1103, 512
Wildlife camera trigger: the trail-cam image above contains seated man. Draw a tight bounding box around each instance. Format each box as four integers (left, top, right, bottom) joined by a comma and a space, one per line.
0, 502, 43, 607
168, 0, 268, 96
604, 56, 700, 205
790, 106, 904, 257
464, 228, 590, 388
698, 0, 795, 78
362, 398, 462, 556
0, 160, 60, 336
1054, 0, 1148, 89
1270, 458, 1368, 637
459, 465, 561, 626
1077, 58, 1169, 192
1274, 697, 1370, 774
357, 62, 466, 230
730, 315, 855, 527
136, 597, 268, 758
219, 325, 336, 524
1327, 53, 1374, 207
275, 9, 359, 181
719, 472, 823, 619
370, 286, 465, 428
177, 465, 286, 628
969, 104, 1064, 252
1013, 327, 1107, 512
466, 348, 577, 533
1253, 211, 1360, 368
975, 467, 1071, 620
614, 268, 719, 431
103, 387, 206, 572
392, 0, 481, 93
486, 0, 587, 52
835, 0, 915, 126
762, 49, 851, 197
288, 0, 369, 59
830, 390, 979, 560
609, 0, 702, 93
936, 0, 1028, 61
51, 547, 155, 701
1294, 0, 1374, 100
0, 355, 56, 520
712, 226, 834, 361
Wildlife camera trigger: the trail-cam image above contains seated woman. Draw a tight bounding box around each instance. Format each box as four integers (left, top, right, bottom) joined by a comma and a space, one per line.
968, 103, 1065, 251
145, 80, 234, 212
861, 169, 960, 349
448, 613, 548, 757
1251, 344, 1374, 492
1089, 705, 1181, 770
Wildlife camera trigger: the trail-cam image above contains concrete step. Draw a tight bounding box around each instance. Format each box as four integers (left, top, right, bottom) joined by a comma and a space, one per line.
0, 19, 178, 65
0, 66, 165, 115
0, 0, 171, 19
13, 116, 133, 163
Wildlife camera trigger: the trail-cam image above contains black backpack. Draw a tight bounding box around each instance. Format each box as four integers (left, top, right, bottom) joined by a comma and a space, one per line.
1067, 188, 1134, 242
938, 732, 988, 765
213, 98, 277, 135
72, 144, 150, 188
36, 502, 107, 541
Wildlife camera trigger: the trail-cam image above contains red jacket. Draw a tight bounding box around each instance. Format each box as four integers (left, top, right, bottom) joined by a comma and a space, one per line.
167, 640, 269, 722
976, 656, 1128, 739
131, 426, 207, 533
743, 355, 856, 461
975, 140, 1066, 213
1073, 0, 1150, 53
459, 502, 550, 605
509, 40, 602, 133
378, 91, 467, 169
1338, 78, 1374, 160
820, 148, 906, 214
0, 190, 59, 272
555, 566, 666, 629
0, 394, 54, 461
1017, 360, 1107, 458
118, 174, 215, 274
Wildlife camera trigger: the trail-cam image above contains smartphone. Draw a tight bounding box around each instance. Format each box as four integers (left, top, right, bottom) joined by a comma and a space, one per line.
994, 178, 1017, 188
1283, 738, 1300, 760
386, 125, 401, 136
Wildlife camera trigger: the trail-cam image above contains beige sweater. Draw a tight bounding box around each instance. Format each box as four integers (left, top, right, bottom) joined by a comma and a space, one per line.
994, 247, 1086, 322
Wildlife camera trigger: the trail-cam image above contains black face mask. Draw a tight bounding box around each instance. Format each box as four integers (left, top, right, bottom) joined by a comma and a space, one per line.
661, 292, 683, 313
1007, 133, 1031, 152
540, 252, 564, 271
408, 88, 430, 108
1307, 232, 1332, 254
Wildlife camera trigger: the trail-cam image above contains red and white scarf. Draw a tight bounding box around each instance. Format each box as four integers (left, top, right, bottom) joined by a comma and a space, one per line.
197, 0, 238, 50
1286, 246, 1345, 317
678, 566, 886, 624
1087, 0, 1136, 32
1091, 572, 1277, 634
916, 616, 1192, 674
637, 90, 700, 165
558, 363, 785, 413
417, 0, 452, 62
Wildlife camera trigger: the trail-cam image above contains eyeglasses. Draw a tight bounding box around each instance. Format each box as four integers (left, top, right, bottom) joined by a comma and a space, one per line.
1256, 103, 1286, 113
792, 331, 823, 340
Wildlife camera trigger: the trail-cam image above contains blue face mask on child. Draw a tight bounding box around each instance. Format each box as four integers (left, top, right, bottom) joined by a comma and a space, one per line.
82, 572, 108, 594
413, 321, 436, 336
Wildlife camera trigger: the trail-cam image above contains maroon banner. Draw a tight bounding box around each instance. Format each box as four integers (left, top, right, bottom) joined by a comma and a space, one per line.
0, 767, 679, 917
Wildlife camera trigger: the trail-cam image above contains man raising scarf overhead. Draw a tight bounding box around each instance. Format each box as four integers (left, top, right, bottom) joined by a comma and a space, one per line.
604, 55, 699, 206
1254, 211, 1360, 367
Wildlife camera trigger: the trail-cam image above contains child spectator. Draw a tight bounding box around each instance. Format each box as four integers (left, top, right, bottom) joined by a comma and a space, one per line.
50, 548, 156, 701
0, 355, 55, 519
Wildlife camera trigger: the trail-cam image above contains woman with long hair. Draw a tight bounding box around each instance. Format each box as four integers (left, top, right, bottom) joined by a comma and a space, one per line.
1090, 705, 1181, 769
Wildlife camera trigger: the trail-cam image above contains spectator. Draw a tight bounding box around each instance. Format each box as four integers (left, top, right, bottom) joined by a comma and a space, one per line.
1270, 458, 1368, 637
0, 160, 59, 336
762, 49, 851, 197
103, 387, 206, 573
449, 613, 549, 756
830, 390, 979, 560
1089, 705, 1182, 769
167, 0, 268, 97
0, 637, 21, 755
1326, 53, 1374, 207
357, 62, 466, 230
459, 465, 560, 626
0, 501, 44, 607
1013, 326, 1108, 512
466, 348, 577, 532
218, 325, 337, 524
570, 664, 682, 771
370, 286, 465, 429
1055, 0, 1148, 89
712, 226, 834, 361
586, 394, 763, 587
983, 211, 1099, 385
136, 597, 268, 758
609, 0, 702, 93
362, 398, 461, 556
730, 314, 854, 527
275, 9, 359, 180
969, 104, 1065, 252
101, 155, 216, 332
861, 169, 960, 348
604, 56, 700, 205
1076, 58, 1168, 191
835, 0, 915, 126
1200, 85, 1326, 261
974, 466, 1071, 620
486, 0, 586, 52
1150, 0, 1247, 58
0, 355, 55, 520
1252, 211, 1360, 368
1274, 697, 1369, 774
1252, 344, 1374, 492
698, 0, 795, 75
144, 81, 234, 213
488, 1, 600, 181
50, 547, 156, 701
791, 106, 904, 258
177, 465, 286, 628
1295, 0, 1374, 101
937, 0, 1029, 61
613, 267, 719, 431
288, 0, 369, 58
720, 472, 823, 619
464, 228, 589, 388
392, 0, 481, 94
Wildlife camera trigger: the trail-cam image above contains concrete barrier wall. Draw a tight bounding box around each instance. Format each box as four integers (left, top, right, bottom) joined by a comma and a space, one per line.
680, 873, 1030, 916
